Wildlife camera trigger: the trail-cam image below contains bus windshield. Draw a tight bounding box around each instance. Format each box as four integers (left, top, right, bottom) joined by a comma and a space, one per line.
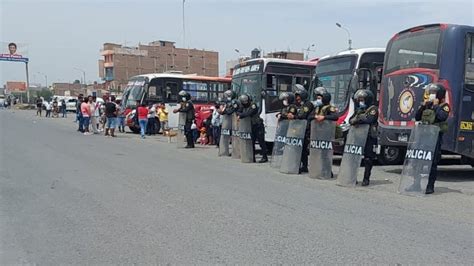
385, 28, 441, 74
232, 74, 262, 106
313, 55, 356, 112
124, 80, 146, 108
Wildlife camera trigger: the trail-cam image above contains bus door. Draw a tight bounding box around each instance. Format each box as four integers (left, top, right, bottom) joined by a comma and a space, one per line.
163, 78, 181, 128
263, 73, 294, 142
458, 32, 474, 159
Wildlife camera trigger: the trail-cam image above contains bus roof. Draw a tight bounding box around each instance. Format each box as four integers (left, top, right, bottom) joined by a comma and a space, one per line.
319, 48, 385, 61
235, 57, 318, 69
130, 73, 231, 83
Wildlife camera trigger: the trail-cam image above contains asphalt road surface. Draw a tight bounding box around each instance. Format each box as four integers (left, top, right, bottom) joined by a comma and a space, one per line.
1, 110, 473, 264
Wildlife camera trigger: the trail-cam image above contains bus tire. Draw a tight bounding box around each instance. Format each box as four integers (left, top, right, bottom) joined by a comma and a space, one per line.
378, 145, 406, 165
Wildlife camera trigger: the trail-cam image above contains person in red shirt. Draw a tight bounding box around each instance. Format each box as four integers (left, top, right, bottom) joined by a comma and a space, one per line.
137, 102, 149, 138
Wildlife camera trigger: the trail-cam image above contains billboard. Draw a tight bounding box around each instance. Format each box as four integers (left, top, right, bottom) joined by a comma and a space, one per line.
6, 81, 27, 93
0, 42, 29, 63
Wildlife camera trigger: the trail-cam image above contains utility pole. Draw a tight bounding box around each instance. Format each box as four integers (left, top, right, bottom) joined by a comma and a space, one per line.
336, 22, 352, 50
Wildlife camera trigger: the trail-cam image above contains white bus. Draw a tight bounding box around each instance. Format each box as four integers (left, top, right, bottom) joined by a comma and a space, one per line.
231, 58, 318, 142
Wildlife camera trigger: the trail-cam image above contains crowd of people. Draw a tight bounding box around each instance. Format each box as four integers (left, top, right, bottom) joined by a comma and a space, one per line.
35, 97, 67, 118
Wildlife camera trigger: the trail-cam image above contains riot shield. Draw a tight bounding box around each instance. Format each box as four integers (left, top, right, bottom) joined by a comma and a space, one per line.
239, 117, 254, 163
177, 112, 187, 149
279, 120, 308, 174
399, 124, 440, 196
218, 114, 232, 156
309, 120, 336, 179
231, 114, 241, 159
270, 120, 290, 169
336, 124, 370, 186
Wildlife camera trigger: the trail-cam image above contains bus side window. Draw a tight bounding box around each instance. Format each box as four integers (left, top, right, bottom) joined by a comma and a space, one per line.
295, 77, 311, 90
266, 74, 293, 112
465, 33, 474, 89
165, 82, 178, 101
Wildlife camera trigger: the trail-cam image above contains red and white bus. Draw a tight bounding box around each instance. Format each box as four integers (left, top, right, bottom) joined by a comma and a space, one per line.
122, 73, 231, 133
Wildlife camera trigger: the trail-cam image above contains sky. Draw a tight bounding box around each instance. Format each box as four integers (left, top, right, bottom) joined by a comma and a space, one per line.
1, 0, 473, 87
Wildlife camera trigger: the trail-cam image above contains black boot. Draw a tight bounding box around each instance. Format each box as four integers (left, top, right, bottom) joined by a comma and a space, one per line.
361, 178, 370, 186
425, 183, 435, 194
258, 156, 268, 163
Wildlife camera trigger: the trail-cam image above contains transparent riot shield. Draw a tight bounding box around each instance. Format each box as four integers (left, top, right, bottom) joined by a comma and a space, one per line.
231, 114, 241, 159
280, 120, 308, 174
399, 124, 440, 196
218, 114, 232, 156
239, 117, 254, 163
177, 112, 187, 149
309, 120, 336, 179
270, 120, 290, 169
336, 124, 370, 186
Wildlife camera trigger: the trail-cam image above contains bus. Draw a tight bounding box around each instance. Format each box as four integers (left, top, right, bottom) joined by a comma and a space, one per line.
231, 58, 317, 142
122, 73, 231, 133
379, 24, 474, 164
312, 48, 385, 154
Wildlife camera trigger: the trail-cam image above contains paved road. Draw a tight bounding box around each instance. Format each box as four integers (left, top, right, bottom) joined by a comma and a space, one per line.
1, 110, 473, 264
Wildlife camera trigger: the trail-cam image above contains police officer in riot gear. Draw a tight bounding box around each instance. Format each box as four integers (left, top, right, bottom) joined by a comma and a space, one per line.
309, 87, 339, 122
173, 90, 195, 148
277, 91, 297, 121
237, 93, 268, 163
415, 83, 450, 194
349, 89, 378, 186
292, 84, 314, 173
220, 90, 239, 115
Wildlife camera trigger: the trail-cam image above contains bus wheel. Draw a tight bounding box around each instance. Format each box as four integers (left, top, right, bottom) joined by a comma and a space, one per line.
378, 146, 406, 165
129, 126, 140, 134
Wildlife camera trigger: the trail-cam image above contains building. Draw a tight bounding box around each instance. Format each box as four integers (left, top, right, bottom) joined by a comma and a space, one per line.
51, 82, 84, 97
98, 41, 219, 91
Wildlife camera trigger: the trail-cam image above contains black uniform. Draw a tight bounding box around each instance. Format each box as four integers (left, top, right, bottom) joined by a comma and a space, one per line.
238, 102, 268, 162
178, 101, 195, 148
295, 100, 314, 172
308, 104, 339, 122
349, 105, 378, 185
415, 101, 450, 192
279, 104, 297, 121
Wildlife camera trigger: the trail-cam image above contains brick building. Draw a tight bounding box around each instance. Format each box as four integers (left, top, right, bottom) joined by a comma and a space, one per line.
98, 41, 219, 91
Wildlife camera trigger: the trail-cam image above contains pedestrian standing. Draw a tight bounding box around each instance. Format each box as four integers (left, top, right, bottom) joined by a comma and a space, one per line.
45, 101, 52, 118
81, 96, 92, 135
414, 83, 450, 194
137, 102, 148, 139
116, 100, 126, 133
36, 97, 43, 116
211, 104, 222, 147
104, 96, 118, 137
61, 99, 67, 118
146, 103, 157, 135
77, 94, 84, 132
157, 102, 169, 133
89, 96, 99, 134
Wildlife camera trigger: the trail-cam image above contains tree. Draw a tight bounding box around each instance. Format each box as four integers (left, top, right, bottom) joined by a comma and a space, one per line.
73, 79, 81, 84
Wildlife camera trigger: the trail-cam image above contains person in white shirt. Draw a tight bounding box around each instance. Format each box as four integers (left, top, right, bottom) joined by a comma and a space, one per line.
146, 103, 157, 135
45, 101, 52, 118
89, 96, 99, 134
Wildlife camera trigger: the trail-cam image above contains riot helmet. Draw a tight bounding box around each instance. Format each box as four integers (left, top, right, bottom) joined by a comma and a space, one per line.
424, 83, 446, 101
278, 91, 295, 106
223, 90, 237, 102
238, 94, 251, 107
353, 89, 374, 109
293, 84, 309, 102
178, 90, 190, 102
313, 86, 331, 106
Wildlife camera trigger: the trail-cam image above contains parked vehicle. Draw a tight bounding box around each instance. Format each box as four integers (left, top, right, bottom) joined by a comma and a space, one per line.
122, 73, 231, 133
378, 23, 474, 165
